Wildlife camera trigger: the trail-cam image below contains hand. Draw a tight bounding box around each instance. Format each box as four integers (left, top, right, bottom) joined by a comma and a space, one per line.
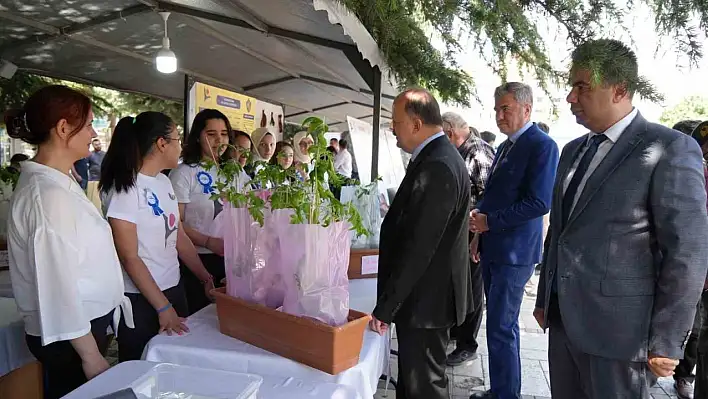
470, 209, 489, 233
203, 278, 216, 302
81, 353, 110, 380
647, 355, 679, 377
369, 316, 389, 336
469, 233, 480, 263
206, 237, 225, 257
533, 307, 546, 329
158, 307, 189, 336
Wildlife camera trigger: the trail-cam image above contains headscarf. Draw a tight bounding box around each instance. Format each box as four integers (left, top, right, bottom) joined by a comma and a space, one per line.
293, 131, 312, 164
251, 127, 274, 161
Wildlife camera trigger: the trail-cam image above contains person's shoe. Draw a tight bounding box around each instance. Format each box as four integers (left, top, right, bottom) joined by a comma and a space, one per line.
469, 390, 495, 398
446, 348, 478, 367
675, 378, 695, 399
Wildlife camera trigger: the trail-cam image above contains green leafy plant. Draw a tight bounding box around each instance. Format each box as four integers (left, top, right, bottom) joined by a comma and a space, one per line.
0, 167, 20, 190
205, 117, 369, 237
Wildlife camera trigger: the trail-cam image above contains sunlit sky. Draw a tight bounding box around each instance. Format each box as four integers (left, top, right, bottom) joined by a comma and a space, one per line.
437, 2, 708, 149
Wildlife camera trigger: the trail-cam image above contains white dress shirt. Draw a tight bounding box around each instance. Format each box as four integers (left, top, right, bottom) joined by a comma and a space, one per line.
8, 161, 130, 345
334, 149, 353, 178
563, 108, 639, 213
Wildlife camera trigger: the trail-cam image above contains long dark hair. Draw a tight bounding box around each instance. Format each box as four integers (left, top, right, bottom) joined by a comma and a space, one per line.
270, 141, 293, 166
4, 85, 91, 145
182, 109, 234, 165
99, 111, 174, 194
221, 130, 253, 163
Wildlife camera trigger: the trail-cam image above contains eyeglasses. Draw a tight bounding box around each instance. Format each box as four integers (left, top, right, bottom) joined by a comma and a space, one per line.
161, 136, 182, 144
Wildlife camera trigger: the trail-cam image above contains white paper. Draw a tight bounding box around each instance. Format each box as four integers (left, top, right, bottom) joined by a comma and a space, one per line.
361, 255, 379, 275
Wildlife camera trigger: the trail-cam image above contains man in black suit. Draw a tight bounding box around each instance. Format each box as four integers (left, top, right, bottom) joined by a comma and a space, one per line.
370, 89, 472, 399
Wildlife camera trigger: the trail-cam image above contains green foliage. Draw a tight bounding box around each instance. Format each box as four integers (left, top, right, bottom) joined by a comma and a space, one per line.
0, 71, 116, 119
340, 0, 708, 106
1, 72, 183, 128
659, 96, 708, 128
283, 122, 302, 142
569, 39, 663, 102
112, 92, 184, 127
207, 117, 369, 237
0, 167, 20, 189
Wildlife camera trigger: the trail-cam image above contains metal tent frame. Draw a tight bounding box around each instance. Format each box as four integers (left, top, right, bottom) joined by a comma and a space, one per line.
0, 0, 396, 180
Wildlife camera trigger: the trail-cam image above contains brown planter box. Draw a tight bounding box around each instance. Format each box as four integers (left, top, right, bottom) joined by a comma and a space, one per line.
212, 287, 371, 375
347, 248, 379, 279
0, 361, 43, 399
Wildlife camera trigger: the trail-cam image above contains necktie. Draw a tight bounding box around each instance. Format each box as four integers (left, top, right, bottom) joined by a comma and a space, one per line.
552, 133, 608, 294
561, 134, 608, 225
492, 141, 512, 173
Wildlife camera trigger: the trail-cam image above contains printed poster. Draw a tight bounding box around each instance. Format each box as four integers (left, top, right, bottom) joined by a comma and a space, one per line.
190, 82, 284, 139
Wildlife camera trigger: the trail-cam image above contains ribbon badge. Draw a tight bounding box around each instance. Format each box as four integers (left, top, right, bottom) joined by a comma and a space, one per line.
144, 189, 164, 216
197, 171, 214, 194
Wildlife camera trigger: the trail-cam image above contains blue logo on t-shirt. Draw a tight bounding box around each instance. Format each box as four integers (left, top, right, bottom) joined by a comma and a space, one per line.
144, 189, 164, 216
196, 171, 214, 194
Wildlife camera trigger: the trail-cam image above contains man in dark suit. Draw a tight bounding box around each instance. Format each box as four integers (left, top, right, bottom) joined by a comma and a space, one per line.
535, 39, 708, 397
469, 82, 559, 399
370, 88, 472, 399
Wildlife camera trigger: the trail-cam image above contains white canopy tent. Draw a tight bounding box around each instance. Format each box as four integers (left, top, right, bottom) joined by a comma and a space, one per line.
0, 0, 399, 180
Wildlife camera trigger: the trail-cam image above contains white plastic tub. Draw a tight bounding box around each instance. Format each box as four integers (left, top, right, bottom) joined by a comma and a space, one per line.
129, 363, 262, 399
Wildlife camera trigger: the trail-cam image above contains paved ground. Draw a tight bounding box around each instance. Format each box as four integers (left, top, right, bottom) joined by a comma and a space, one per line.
373, 274, 683, 399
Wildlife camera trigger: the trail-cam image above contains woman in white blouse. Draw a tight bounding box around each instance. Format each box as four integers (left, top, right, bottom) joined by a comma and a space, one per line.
4, 85, 130, 398
169, 109, 233, 314
100, 111, 214, 361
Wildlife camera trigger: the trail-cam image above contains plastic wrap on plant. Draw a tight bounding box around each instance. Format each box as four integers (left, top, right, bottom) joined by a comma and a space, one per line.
340, 185, 382, 249
216, 204, 284, 308
279, 221, 351, 326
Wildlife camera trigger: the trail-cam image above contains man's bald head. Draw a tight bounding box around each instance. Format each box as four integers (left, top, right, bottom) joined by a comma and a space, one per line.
392, 88, 444, 153
395, 88, 443, 127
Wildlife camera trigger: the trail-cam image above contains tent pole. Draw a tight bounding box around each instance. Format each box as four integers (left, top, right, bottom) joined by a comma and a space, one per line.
371, 66, 381, 182
183, 74, 191, 137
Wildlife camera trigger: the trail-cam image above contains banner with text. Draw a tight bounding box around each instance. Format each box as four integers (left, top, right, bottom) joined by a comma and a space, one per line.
190, 82, 283, 139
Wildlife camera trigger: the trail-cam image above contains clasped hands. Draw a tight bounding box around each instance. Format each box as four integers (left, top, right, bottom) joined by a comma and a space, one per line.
532, 308, 678, 377
469, 209, 489, 233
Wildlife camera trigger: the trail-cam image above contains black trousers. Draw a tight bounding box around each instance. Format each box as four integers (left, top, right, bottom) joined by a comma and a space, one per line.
181, 253, 225, 315
396, 325, 451, 399
692, 291, 708, 397
676, 290, 708, 383
451, 258, 484, 352
117, 283, 188, 362
26, 310, 114, 399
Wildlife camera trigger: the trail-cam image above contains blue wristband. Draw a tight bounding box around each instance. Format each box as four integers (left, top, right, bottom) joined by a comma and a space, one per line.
157, 303, 172, 314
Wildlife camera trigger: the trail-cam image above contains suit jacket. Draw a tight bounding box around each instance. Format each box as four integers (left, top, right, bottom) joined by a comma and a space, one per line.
477, 124, 559, 265
536, 113, 708, 361
372, 136, 472, 328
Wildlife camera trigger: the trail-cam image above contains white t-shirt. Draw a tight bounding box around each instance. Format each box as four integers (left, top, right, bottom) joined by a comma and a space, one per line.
105, 173, 180, 294
169, 163, 251, 253
8, 161, 127, 345
334, 149, 353, 178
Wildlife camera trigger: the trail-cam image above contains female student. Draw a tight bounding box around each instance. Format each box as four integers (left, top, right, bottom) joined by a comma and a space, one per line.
169, 109, 231, 314
5, 85, 130, 398
270, 141, 295, 170
100, 111, 214, 361
251, 127, 276, 162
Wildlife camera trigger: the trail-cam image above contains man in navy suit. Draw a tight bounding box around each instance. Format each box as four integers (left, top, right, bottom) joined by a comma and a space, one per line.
469, 82, 559, 399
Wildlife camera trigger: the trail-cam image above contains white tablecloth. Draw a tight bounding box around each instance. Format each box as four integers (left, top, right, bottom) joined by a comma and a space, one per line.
0, 297, 34, 376
63, 360, 360, 399
143, 278, 386, 399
